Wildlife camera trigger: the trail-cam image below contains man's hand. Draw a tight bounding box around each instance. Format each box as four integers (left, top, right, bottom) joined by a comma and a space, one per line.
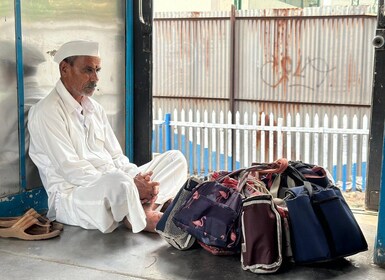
134, 171, 160, 204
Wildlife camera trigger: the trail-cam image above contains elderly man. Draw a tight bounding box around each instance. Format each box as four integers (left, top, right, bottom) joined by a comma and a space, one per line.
28, 40, 187, 233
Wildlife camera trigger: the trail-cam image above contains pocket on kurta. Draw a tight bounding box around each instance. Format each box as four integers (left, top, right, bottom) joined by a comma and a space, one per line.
93, 129, 106, 148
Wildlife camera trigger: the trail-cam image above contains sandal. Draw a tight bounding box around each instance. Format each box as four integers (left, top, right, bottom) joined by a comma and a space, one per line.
0, 210, 61, 240
0, 209, 63, 231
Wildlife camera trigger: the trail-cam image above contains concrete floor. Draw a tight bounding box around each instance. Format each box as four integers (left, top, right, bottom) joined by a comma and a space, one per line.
0, 210, 384, 280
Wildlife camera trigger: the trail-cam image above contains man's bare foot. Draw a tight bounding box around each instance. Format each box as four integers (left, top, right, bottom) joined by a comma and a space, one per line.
123, 203, 163, 233
143, 211, 163, 233
142, 203, 163, 232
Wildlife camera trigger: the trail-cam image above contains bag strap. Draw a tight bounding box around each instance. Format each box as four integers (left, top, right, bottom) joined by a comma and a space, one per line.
269, 175, 282, 198
284, 182, 313, 199
214, 161, 282, 191
285, 165, 307, 183
242, 158, 289, 197
236, 162, 280, 193
251, 158, 289, 174
215, 168, 246, 183
269, 164, 307, 198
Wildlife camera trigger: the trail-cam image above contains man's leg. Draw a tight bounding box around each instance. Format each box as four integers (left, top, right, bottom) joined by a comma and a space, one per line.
56, 171, 147, 233
138, 150, 188, 210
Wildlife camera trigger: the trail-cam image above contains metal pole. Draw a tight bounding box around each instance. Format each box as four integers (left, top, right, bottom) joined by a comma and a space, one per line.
14, 0, 26, 190
374, 122, 385, 264
367, 0, 385, 211
125, 0, 134, 160
373, 0, 385, 266
230, 5, 236, 171
133, 0, 153, 165
165, 113, 171, 151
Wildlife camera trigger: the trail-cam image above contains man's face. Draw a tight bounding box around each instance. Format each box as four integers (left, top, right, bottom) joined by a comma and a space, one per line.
60, 56, 101, 103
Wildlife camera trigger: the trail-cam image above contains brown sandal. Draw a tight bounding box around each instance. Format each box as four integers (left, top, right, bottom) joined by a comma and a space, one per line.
0, 208, 63, 231
0, 210, 62, 240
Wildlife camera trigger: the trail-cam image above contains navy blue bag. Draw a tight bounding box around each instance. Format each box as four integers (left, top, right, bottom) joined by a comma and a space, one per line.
312, 186, 368, 258
173, 180, 243, 251
285, 184, 367, 264
285, 185, 331, 263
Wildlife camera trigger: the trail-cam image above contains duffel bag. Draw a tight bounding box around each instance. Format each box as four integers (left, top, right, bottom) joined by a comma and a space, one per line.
284, 184, 367, 264
172, 178, 243, 252
239, 165, 292, 274
312, 185, 368, 259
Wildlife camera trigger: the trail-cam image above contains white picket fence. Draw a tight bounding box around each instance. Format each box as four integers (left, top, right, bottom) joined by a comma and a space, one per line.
152, 108, 370, 192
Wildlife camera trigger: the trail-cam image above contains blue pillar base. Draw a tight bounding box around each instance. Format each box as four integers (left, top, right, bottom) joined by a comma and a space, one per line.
374, 238, 385, 264
374, 122, 385, 265
0, 187, 48, 217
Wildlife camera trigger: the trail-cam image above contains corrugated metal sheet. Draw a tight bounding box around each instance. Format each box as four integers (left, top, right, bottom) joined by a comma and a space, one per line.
153, 98, 230, 116
235, 9, 376, 106
152, 6, 376, 179
153, 6, 376, 108
153, 11, 231, 100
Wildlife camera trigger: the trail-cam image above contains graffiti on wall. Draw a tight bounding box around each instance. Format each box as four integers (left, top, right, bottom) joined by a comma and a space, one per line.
261, 55, 336, 90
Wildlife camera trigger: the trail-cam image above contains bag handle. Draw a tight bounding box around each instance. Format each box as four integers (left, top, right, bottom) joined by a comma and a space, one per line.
215, 168, 246, 183
214, 158, 290, 194
269, 165, 307, 198
236, 163, 279, 193
251, 158, 289, 174
284, 182, 313, 200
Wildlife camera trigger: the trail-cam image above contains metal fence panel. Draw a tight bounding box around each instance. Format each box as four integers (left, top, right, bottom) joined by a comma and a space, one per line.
153, 109, 369, 191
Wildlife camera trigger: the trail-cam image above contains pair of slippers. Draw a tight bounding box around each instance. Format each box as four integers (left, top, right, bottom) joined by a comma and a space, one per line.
0, 208, 63, 240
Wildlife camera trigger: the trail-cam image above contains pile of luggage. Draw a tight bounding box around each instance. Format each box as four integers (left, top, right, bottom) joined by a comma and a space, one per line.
156, 158, 368, 274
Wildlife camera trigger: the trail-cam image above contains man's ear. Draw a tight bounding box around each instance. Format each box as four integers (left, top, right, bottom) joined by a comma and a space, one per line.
59, 61, 69, 76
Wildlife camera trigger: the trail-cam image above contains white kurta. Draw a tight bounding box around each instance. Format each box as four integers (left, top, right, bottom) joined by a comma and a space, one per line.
28, 80, 187, 233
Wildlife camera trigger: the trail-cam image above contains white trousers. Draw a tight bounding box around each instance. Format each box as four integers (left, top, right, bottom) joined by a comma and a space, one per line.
54, 150, 188, 233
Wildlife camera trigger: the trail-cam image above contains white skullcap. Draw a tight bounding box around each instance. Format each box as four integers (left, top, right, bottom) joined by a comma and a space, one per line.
53, 40, 99, 63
